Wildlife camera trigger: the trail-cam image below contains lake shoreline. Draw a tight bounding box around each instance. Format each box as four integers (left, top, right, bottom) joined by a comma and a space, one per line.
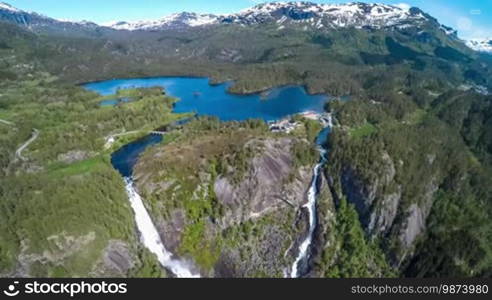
78, 74, 330, 98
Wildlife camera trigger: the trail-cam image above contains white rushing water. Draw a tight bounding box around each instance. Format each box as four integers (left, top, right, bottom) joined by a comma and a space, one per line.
289, 154, 326, 278
290, 114, 332, 278
124, 178, 200, 278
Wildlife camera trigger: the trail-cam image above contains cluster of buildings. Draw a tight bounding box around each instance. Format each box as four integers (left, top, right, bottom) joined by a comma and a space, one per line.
268, 111, 333, 133
268, 118, 300, 133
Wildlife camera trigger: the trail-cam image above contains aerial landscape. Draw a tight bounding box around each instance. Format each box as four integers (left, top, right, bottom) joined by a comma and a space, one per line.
0, 0, 491, 279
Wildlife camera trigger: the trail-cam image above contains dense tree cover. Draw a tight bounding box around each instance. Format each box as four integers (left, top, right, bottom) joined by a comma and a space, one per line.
406, 187, 492, 277
0, 67, 183, 275
0, 161, 133, 275
323, 198, 394, 277
325, 65, 492, 276
432, 90, 492, 166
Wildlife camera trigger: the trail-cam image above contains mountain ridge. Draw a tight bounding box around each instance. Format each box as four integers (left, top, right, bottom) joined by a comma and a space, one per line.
105, 2, 445, 33
0, 1, 456, 37
0, 1, 100, 37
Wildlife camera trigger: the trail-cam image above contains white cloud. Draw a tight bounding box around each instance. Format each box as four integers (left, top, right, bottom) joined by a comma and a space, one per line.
457, 17, 473, 31
395, 3, 411, 11
470, 9, 481, 15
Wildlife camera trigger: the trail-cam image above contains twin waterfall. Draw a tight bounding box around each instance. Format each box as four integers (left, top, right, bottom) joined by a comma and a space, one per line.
122, 114, 332, 279
124, 178, 200, 278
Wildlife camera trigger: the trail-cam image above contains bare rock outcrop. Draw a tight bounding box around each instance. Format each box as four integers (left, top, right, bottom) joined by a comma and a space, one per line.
91, 240, 136, 277
214, 138, 310, 227
340, 151, 399, 235
398, 181, 438, 249
134, 136, 315, 277
337, 149, 440, 263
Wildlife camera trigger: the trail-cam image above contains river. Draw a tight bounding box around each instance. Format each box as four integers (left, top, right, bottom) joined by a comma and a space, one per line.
84, 77, 330, 278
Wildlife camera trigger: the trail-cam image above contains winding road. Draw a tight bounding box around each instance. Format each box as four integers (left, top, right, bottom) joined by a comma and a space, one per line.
0, 118, 14, 126
15, 129, 39, 162
1, 118, 39, 162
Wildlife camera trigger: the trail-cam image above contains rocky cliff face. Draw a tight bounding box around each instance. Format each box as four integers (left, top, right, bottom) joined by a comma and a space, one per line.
212, 138, 313, 277
331, 142, 443, 268
340, 151, 400, 235
134, 131, 317, 277
213, 138, 310, 226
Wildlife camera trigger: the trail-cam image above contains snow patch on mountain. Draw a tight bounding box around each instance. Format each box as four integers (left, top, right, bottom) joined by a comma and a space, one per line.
220, 2, 428, 29
440, 24, 457, 36
0, 2, 98, 28
108, 12, 219, 31
467, 38, 492, 53
104, 1, 433, 31
0, 2, 20, 12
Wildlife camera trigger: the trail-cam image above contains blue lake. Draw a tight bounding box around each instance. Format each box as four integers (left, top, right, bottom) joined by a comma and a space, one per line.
84, 77, 329, 177
84, 77, 328, 121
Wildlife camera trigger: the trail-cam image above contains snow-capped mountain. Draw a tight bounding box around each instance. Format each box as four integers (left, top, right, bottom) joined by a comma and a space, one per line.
222, 2, 427, 29
107, 12, 218, 31
467, 38, 492, 53
104, 2, 441, 32
0, 2, 99, 35
0, 1, 458, 37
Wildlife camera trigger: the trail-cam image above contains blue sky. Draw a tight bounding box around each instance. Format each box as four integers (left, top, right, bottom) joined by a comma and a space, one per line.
5, 0, 492, 38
